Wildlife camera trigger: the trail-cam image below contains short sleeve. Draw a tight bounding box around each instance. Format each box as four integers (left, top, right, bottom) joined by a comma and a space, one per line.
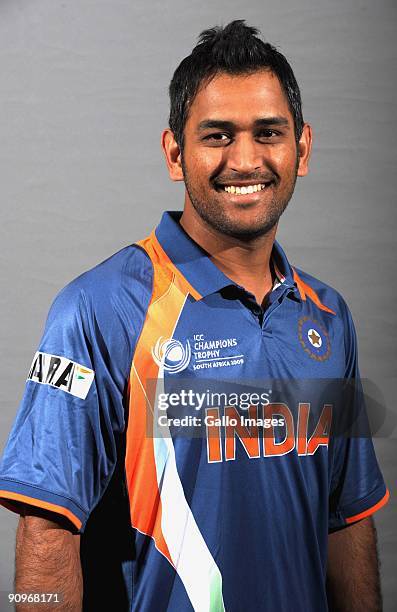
328, 303, 389, 532
0, 280, 128, 532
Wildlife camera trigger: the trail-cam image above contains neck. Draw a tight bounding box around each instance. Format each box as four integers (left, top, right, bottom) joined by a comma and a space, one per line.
179, 204, 278, 307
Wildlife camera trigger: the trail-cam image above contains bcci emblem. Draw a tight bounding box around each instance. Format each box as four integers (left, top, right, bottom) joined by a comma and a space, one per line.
152, 337, 192, 373
298, 316, 331, 362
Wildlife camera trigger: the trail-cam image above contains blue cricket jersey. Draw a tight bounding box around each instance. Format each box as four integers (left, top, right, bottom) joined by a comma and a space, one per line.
0, 211, 389, 611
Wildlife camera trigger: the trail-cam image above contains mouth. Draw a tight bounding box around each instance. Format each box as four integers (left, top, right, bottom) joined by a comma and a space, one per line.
214, 181, 274, 196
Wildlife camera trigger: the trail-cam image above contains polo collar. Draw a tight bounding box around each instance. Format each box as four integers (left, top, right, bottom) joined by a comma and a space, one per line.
155, 211, 298, 299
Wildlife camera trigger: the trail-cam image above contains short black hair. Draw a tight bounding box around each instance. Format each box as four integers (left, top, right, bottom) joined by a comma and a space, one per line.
168, 20, 304, 149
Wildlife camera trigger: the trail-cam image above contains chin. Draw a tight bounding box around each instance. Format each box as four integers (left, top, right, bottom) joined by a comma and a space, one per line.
210, 216, 277, 240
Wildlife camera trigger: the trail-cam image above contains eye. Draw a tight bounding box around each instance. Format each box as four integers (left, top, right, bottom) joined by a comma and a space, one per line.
203, 132, 232, 144
256, 129, 281, 140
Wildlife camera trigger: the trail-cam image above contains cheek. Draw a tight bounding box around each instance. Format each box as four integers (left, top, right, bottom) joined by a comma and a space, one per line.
186, 143, 224, 172
271, 147, 298, 178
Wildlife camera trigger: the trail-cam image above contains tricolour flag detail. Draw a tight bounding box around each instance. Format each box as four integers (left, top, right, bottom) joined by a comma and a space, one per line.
27, 352, 95, 399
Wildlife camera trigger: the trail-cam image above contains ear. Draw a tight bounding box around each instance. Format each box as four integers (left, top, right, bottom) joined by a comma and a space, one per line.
161, 129, 184, 181
297, 123, 313, 177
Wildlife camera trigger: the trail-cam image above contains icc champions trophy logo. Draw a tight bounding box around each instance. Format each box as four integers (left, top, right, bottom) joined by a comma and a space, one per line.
152, 337, 192, 373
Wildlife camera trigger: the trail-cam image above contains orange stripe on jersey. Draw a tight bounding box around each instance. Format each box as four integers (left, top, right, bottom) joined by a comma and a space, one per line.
345, 489, 390, 524
292, 269, 336, 315
125, 233, 202, 566
139, 231, 202, 301
0, 490, 82, 529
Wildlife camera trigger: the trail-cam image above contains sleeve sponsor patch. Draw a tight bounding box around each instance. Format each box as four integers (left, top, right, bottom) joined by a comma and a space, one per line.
27, 352, 95, 399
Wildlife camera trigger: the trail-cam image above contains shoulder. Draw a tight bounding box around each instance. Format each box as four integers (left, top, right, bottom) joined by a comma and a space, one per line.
48, 244, 154, 323
40, 244, 154, 371
36, 244, 155, 384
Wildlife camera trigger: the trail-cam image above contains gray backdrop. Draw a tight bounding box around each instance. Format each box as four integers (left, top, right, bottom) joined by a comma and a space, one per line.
0, 0, 396, 609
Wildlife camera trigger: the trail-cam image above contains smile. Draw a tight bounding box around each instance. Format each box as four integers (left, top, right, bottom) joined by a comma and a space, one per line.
223, 183, 270, 195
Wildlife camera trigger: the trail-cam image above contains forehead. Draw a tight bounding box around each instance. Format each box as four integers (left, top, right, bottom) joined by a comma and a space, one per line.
187, 70, 293, 126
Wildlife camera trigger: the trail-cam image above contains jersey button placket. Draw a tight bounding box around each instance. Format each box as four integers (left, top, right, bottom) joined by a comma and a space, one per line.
261, 284, 291, 335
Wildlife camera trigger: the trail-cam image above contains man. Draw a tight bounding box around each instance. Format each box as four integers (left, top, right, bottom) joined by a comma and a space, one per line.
0, 20, 389, 612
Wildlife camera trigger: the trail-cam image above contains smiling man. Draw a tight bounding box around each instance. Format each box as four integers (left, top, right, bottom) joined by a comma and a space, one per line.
164, 64, 310, 307
0, 20, 389, 612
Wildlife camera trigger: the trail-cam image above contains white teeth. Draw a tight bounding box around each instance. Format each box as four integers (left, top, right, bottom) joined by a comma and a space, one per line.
223, 183, 266, 194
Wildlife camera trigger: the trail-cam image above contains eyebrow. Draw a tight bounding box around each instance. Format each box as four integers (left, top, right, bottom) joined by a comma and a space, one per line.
197, 116, 290, 132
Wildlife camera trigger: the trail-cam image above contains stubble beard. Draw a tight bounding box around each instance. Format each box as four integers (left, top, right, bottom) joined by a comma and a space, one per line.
181, 156, 299, 241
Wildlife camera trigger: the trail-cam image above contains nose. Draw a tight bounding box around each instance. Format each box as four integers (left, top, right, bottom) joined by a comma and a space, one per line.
227, 134, 262, 173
